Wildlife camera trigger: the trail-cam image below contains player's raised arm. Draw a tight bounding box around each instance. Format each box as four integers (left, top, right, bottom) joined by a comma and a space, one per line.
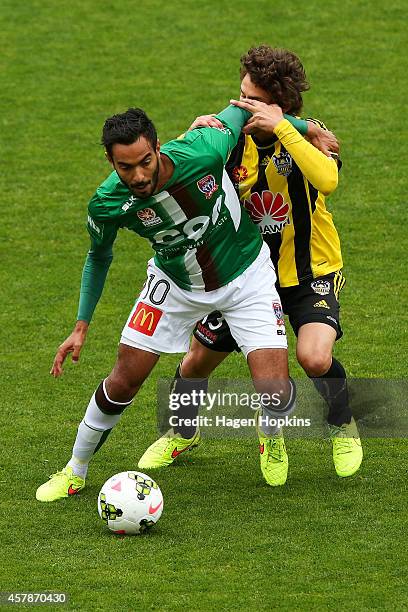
273, 119, 339, 194
188, 114, 223, 131
195, 103, 251, 163
232, 98, 338, 157
195, 99, 301, 165
193, 100, 310, 161
231, 98, 338, 195
306, 121, 339, 157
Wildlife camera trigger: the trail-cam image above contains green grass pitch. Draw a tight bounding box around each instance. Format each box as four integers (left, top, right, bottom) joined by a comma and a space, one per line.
1, 0, 407, 609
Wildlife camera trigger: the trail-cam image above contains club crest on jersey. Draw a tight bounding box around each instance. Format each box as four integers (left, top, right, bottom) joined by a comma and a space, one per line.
137, 207, 162, 227
273, 302, 285, 326
197, 175, 218, 199
243, 191, 290, 234
232, 165, 248, 184
311, 280, 330, 296
272, 151, 292, 176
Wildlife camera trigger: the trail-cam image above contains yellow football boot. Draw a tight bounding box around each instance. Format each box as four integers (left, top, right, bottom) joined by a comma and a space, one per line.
36, 467, 85, 502
329, 417, 363, 477
138, 428, 201, 470
256, 411, 288, 486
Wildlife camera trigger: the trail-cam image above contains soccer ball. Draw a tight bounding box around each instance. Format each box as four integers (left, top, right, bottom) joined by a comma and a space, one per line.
97, 471, 163, 535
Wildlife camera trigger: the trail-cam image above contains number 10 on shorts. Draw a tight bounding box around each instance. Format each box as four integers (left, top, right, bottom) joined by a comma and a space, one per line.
128, 302, 163, 336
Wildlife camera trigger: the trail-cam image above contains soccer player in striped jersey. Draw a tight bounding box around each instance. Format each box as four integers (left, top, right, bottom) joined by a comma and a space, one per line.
36, 98, 321, 501
138, 47, 362, 481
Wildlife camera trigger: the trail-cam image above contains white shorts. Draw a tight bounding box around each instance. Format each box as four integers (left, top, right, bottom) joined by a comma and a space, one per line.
120, 242, 287, 358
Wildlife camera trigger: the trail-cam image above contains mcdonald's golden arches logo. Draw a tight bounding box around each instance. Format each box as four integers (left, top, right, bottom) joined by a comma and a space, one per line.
128, 302, 163, 336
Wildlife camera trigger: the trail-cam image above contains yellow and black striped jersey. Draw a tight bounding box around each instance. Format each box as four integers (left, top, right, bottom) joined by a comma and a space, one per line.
226, 117, 343, 287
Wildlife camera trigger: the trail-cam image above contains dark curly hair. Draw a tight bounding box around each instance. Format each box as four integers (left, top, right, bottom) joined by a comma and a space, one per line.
240, 46, 310, 114
102, 108, 157, 157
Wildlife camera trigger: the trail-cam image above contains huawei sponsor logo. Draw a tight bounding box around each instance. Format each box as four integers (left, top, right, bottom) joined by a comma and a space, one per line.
243, 191, 290, 234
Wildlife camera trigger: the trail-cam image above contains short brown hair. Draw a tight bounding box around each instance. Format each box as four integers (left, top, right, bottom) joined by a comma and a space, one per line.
240, 46, 310, 114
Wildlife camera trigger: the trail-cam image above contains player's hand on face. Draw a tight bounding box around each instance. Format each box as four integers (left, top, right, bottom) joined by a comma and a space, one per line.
50, 321, 89, 377
306, 124, 340, 157
230, 98, 284, 136
188, 114, 224, 131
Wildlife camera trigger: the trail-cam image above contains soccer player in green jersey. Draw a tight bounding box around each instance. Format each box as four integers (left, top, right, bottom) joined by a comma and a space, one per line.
36, 99, 323, 501
138, 47, 362, 482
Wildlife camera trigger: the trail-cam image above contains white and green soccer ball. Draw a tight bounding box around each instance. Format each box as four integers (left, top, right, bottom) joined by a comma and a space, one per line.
98, 471, 163, 535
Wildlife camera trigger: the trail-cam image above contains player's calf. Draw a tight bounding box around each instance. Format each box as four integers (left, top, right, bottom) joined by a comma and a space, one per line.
36, 344, 160, 501
255, 376, 296, 436
255, 378, 296, 487
36, 379, 133, 502
138, 362, 207, 469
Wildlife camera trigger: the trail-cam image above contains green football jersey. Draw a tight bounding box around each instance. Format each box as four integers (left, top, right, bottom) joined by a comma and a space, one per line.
78, 106, 308, 322
87, 105, 262, 292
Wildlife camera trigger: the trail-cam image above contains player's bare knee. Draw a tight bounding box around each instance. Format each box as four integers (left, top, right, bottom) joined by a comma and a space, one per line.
181, 354, 209, 378
104, 372, 140, 404
298, 350, 332, 377
247, 347, 289, 380
106, 359, 146, 401
106, 344, 159, 401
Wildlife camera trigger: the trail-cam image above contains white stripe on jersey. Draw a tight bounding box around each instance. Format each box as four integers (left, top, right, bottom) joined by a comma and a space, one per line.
153, 191, 188, 225
222, 170, 241, 231
183, 247, 205, 290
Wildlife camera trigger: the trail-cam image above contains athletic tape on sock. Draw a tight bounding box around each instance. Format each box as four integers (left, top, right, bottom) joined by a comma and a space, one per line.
259, 378, 297, 434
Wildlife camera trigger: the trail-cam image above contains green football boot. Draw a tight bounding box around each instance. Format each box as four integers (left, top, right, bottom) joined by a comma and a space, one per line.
138, 428, 201, 470
256, 411, 288, 486
329, 417, 363, 477
36, 466, 85, 502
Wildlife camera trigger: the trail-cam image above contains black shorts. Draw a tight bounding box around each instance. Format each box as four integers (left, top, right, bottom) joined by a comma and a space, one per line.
193, 271, 345, 353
